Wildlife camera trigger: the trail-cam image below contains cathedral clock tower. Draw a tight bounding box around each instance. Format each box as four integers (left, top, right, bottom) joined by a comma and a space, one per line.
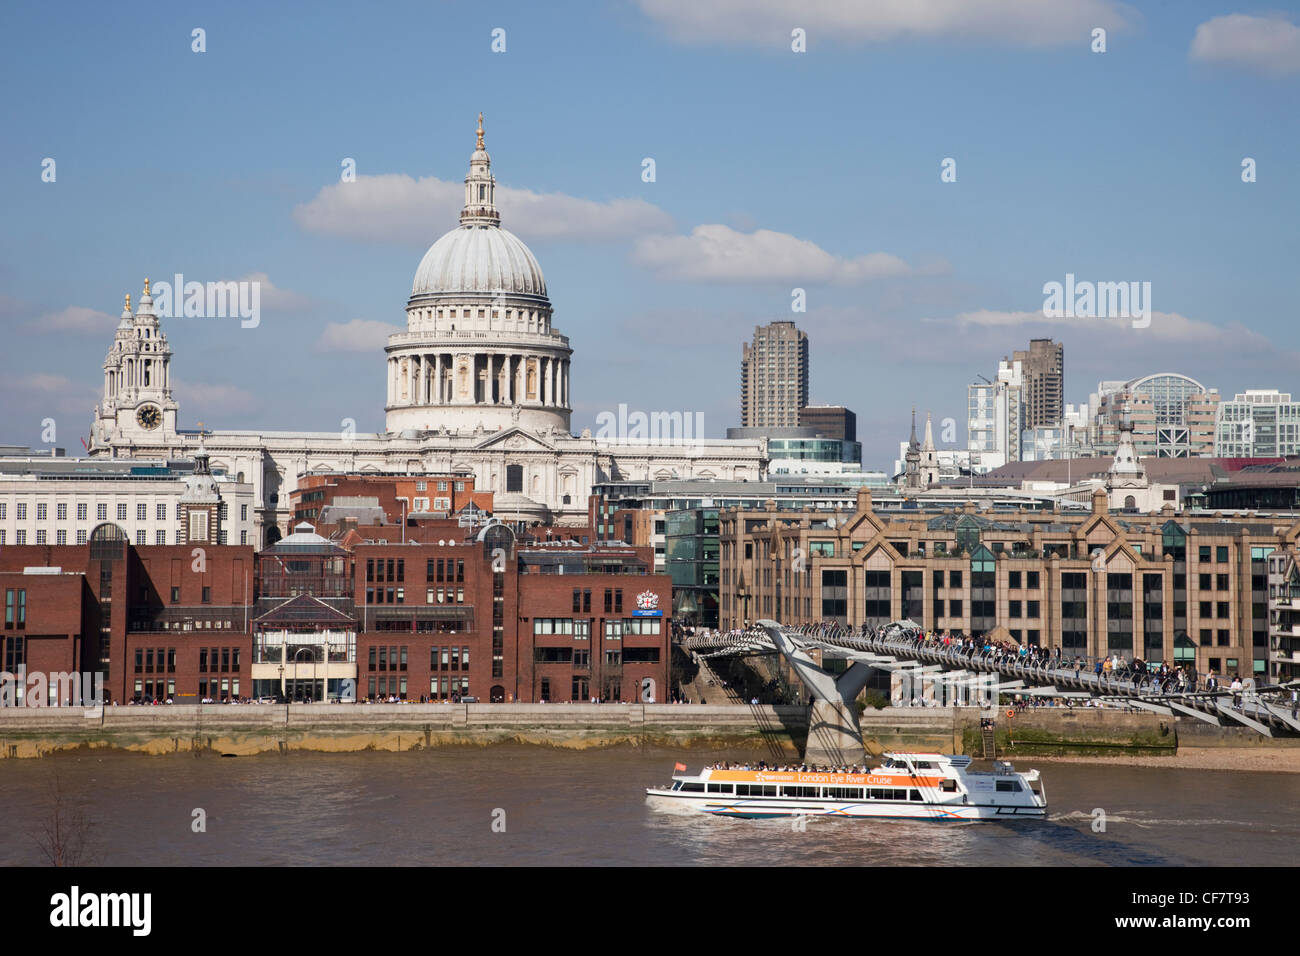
93, 279, 179, 447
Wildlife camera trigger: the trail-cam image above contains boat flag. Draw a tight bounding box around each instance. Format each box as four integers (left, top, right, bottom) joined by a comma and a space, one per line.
674, 762, 687, 771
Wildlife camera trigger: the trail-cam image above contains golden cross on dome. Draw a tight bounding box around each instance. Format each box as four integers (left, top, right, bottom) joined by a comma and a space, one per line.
125, 293, 131, 311
476, 112, 484, 150
196, 421, 205, 434
143, 277, 151, 296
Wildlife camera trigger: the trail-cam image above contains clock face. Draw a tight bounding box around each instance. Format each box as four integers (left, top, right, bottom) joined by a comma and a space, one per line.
136, 405, 162, 430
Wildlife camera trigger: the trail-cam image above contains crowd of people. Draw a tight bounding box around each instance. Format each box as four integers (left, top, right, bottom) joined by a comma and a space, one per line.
884, 626, 1240, 698
699, 620, 1273, 712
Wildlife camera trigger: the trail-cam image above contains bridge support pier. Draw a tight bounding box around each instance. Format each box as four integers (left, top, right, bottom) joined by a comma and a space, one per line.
804, 700, 865, 766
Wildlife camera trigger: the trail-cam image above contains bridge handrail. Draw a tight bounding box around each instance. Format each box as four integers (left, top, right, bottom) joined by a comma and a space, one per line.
688, 623, 1289, 732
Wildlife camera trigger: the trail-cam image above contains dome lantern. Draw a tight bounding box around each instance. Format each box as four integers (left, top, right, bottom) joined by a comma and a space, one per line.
461, 111, 500, 228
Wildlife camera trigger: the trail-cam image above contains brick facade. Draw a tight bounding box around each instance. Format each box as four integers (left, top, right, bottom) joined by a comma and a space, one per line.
0, 516, 669, 704
721, 487, 1298, 678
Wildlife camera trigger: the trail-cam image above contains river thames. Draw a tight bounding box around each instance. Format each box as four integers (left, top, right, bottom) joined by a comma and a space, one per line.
2, 747, 1296, 866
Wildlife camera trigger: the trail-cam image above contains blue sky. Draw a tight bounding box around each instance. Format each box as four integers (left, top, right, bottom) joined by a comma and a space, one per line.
1, 0, 1297, 468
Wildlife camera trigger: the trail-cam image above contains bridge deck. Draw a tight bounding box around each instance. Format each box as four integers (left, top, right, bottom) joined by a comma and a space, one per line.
680, 623, 1296, 738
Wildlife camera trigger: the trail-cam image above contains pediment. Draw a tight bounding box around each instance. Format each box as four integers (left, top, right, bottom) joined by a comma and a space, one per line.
1077, 509, 1122, 543
254, 594, 357, 627
855, 535, 900, 567
474, 427, 556, 452
1102, 538, 1144, 569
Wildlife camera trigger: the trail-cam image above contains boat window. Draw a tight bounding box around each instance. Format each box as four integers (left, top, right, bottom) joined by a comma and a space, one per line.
915, 762, 933, 769
910, 789, 923, 801
941, 780, 958, 792
707, 783, 733, 794
735, 784, 750, 796
671, 781, 682, 791
781, 785, 818, 798
760, 785, 776, 797
681, 782, 705, 793
869, 788, 884, 800
995, 780, 1023, 792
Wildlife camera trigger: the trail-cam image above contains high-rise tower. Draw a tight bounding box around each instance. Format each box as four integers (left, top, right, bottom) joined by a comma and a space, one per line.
1012, 338, 1064, 429
740, 321, 808, 429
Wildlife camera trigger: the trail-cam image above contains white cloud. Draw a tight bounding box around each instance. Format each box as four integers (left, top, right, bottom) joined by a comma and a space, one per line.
1190, 14, 1300, 75
175, 382, 259, 414
951, 308, 1281, 351
238, 273, 313, 311
293, 174, 673, 245
10, 372, 83, 395
631, 224, 922, 283
0, 372, 100, 422
952, 308, 1045, 328
23, 305, 116, 334
315, 318, 402, 353
636, 0, 1135, 47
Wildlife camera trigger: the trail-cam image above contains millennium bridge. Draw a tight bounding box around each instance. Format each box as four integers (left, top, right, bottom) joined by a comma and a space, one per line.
680, 620, 1300, 743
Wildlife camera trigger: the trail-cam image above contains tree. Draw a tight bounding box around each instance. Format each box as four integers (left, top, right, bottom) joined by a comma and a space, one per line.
32, 771, 96, 867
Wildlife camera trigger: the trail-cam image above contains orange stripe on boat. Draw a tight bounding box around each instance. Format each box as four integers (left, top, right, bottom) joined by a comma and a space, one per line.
708, 771, 945, 787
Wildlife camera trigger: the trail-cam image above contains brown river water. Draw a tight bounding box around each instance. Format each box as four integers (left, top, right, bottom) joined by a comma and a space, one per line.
2, 746, 1296, 866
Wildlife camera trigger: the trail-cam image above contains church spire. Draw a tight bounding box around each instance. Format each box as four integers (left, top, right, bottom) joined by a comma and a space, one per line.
460, 111, 500, 227
908, 407, 919, 450
923, 411, 935, 451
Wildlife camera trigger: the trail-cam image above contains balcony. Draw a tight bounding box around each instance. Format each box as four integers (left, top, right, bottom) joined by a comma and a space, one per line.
129, 605, 247, 633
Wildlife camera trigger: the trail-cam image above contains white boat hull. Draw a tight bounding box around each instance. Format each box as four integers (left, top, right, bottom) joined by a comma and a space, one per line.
645, 787, 1045, 821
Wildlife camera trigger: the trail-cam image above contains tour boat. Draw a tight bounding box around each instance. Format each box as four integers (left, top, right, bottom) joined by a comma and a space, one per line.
646, 752, 1047, 821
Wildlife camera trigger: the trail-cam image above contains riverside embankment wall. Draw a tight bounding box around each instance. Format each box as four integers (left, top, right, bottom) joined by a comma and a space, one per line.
967, 709, 1177, 756
0, 703, 812, 758
0, 704, 1285, 759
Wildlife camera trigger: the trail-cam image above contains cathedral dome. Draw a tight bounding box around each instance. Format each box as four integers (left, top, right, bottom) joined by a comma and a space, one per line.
409, 112, 548, 303
411, 224, 546, 299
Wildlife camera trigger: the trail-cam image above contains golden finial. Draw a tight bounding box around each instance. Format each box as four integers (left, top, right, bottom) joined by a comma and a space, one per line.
143, 277, 151, 296
196, 421, 205, 433
476, 112, 484, 150
125, 293, 132, 311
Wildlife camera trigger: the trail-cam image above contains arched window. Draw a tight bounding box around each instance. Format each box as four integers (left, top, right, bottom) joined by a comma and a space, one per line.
89, 523, 128, 561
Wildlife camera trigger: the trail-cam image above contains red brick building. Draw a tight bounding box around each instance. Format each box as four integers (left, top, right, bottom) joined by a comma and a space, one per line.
0, 524, 254, 704
347, 517, 669, 703
0, 514, 669, 705
291, 473, 492, 527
